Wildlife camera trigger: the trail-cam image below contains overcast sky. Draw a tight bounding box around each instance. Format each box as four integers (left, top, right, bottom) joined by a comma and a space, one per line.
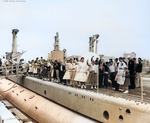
0, 0, 149, 62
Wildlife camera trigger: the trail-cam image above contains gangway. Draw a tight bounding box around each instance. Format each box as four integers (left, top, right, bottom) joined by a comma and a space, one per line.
0, 65, 25, 79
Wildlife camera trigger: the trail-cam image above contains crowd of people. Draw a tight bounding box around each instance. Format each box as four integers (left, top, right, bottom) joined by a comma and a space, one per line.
0, 55, 143, 94
0, 56, 18, 75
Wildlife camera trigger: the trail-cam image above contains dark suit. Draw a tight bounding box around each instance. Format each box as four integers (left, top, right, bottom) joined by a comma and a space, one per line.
53, 62, 59, 79
59, 64, 66, 83
128, 59, 135, 89
99, 67, 105, 88
136, 62, 142, 73
103, 64, 110, 88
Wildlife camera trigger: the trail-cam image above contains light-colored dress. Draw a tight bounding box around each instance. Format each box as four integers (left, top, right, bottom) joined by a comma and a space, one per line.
28, 64, 33, 73
63, 63, 76, 80
74, 62, 88, 82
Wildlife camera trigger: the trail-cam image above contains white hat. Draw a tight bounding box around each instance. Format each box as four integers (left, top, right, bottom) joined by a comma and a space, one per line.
127, 55, 131, 58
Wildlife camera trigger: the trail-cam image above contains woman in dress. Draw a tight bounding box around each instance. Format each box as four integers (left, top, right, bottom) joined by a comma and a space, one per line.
74, 57, 88, 89
63, 58, 76, 86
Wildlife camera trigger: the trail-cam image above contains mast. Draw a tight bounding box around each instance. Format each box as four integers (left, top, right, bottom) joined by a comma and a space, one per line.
12, 29, 19, 53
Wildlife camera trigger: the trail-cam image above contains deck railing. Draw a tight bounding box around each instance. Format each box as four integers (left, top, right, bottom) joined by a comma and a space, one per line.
0, 65, 24, 77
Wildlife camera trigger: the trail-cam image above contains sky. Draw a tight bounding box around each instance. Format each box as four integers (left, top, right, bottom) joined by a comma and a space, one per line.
0, 0, 150, 62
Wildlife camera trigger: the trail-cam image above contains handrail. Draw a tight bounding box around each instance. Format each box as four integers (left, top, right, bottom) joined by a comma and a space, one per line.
0, 65, 24, 76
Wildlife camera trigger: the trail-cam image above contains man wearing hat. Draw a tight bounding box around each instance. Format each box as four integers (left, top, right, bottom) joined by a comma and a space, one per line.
135, 58, 143, 88
127, 55, 135, 89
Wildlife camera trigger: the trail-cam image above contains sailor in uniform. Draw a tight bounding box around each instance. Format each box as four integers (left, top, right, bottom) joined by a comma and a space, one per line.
74, 57, 88, 89
115, 57, 127, 91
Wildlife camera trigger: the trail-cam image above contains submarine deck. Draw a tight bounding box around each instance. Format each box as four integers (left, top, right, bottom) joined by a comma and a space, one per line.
1, 74, 150, 104
56, 82, 150, 104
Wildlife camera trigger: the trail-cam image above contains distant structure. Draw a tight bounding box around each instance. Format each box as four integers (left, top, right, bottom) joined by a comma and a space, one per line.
122, 52, 136, 63
48, 32, 66, 63
54, 32, 60, 51
89, 36, 94, 52
12, 29, 19, 53
6, 29, 25, 63
89, 34, 99, 54
66, 34, 100, 62
143, 59, 150, 67
99, 55, 115, 62
123, 52, 136, 59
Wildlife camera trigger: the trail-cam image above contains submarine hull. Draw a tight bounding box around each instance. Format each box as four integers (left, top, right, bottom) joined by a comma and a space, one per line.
0, 78, 99, 123
6, 76, 150, 123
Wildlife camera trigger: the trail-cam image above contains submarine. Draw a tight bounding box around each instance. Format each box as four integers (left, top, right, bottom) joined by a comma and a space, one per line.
0, 29, 150, 123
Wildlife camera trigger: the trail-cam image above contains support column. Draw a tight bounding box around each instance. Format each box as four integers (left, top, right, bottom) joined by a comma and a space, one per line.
12, 29, 19, 53
54, 32, 59, 51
